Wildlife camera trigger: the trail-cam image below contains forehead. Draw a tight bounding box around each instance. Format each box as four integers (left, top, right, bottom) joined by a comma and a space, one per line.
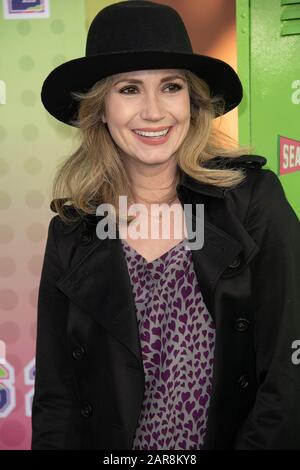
111, 69, 186, 82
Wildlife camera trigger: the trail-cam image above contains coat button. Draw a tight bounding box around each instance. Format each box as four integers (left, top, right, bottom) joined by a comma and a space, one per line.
80, 231, 92, 245
81, 402, 93, 418
238, 374, 250, 390
228, 255, 241, 269
235, 318, 250, 332
72, 345, 85, 360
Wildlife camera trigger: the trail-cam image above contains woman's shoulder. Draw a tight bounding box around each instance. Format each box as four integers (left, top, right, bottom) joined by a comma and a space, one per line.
221, 156, 300, 232
204, 153, 270, 212
203, 154, 268, 170
208, 154, 299, 227
208, 153, 288, 205
48, 202, 87, 241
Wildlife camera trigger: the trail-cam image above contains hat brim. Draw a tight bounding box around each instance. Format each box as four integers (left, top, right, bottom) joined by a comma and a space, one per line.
41, 51, 243, 126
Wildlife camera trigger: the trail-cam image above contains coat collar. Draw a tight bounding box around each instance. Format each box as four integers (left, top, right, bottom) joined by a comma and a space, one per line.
177, 153, 267, 197
177, 168, 226, 199
55, 168, 259, 369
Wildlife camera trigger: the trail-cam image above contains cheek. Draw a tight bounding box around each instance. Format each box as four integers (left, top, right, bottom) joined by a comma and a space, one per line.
105, 95, 132, 123
173, 96, 190, 122
184, 95, 191, 116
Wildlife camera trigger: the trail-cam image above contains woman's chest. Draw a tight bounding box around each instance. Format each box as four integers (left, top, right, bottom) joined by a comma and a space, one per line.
118, 203, 188, 263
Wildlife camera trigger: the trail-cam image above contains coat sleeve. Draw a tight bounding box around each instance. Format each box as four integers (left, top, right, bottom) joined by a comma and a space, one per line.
234, 169, 300, 449
31, 215, 81, 450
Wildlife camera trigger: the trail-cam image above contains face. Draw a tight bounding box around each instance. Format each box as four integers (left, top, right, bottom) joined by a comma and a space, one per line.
102, 69, 191, 167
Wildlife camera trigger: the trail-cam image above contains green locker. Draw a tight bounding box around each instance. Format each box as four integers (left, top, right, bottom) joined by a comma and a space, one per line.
237, 0, 300, 218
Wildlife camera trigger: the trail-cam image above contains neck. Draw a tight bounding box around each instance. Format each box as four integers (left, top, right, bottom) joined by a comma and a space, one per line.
124, 158, 180, 207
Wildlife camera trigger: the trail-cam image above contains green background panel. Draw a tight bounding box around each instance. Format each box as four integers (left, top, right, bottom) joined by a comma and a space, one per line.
237, 0, 300, 218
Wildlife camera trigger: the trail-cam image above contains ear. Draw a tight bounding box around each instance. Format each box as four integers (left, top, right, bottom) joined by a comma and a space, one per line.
101, 113, 107, 123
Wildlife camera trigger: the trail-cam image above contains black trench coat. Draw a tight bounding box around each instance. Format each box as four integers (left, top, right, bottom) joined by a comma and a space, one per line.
31, 155, 300, 450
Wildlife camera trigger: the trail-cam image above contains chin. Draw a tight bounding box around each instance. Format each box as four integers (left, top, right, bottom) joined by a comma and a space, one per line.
139, 155, 171, 164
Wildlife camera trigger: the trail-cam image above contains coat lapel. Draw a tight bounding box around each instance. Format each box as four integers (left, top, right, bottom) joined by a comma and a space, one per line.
56, 169, 259, 368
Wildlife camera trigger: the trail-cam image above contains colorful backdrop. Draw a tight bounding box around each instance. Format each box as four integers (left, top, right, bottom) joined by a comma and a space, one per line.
0, 0, 299, 450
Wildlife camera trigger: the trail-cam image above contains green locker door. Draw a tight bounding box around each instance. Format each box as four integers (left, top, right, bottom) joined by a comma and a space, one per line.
237, 0, 300, 218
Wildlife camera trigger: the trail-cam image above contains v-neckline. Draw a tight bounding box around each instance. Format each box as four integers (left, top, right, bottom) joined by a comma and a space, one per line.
120, 238, 187, 264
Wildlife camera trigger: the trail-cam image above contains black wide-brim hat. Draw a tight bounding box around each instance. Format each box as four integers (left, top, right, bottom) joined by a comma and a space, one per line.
41, 0, 243, 127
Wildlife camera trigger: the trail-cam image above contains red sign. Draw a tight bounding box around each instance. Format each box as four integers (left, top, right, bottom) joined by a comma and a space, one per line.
279, 135, 300, 175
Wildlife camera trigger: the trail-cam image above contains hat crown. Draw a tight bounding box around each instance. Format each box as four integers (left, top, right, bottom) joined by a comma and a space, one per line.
86, 0, 193, 56
41, 0, 243, 125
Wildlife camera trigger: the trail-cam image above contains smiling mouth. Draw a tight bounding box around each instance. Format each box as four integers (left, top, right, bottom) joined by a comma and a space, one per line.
132, 127, 172, 137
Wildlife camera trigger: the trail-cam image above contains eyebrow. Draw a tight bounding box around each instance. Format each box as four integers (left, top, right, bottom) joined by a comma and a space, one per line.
113, 74, 187, 86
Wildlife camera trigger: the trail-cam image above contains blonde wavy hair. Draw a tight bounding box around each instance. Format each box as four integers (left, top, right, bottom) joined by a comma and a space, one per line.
50, 68, 254, 225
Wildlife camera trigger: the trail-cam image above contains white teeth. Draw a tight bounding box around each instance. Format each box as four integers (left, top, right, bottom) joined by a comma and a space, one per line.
133, 128, 170, 137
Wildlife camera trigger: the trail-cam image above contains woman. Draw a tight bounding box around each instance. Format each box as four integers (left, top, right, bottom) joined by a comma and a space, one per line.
31, 1, 300, 450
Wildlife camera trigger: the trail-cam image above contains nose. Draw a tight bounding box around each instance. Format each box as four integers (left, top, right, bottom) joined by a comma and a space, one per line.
140, 91, 166, 121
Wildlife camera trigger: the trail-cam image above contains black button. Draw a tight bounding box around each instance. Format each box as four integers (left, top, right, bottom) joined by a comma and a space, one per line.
81, 402, 93, 418
228, 256, 241, 269
235, 318, 250, 332
80, 231, 92, 245
238, 374, 249, 390
72, 345, 85, 360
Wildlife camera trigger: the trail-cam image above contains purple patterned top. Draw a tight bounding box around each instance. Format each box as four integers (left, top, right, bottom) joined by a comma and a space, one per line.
120, 237, 216, 450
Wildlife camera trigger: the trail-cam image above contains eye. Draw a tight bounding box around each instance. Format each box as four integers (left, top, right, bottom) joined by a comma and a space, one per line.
119, 82, 183, 94
165, 83, 182, 93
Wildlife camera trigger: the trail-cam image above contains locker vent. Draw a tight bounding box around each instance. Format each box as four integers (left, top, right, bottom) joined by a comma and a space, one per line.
281, 0, 300, 35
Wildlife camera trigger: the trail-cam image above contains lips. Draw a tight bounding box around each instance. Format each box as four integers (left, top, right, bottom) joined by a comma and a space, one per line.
132, 126, 172, 132
131, 125, 173, 145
